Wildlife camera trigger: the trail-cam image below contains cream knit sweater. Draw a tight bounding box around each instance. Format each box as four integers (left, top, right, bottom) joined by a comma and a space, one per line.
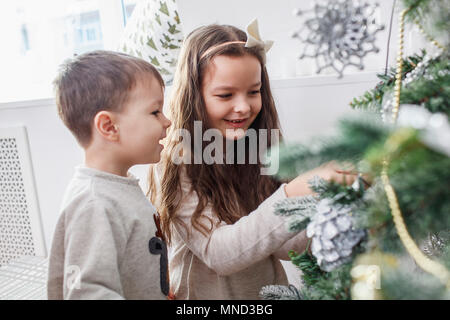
157, 166, 308, 300
47, 166, 167, 300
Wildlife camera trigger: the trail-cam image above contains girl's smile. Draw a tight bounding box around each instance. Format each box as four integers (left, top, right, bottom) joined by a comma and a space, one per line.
224, 118, 249, 128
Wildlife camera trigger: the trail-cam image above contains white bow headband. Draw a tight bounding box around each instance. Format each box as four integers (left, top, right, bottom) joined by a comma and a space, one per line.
200, 18, 273, 64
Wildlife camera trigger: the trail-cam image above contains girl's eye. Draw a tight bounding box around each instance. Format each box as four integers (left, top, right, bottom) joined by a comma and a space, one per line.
217, 93, 232, 99
250, 90, 261, 95
151, 110, 160, 116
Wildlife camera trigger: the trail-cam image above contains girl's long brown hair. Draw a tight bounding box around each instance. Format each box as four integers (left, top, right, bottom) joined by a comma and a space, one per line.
148, 24, 283, 244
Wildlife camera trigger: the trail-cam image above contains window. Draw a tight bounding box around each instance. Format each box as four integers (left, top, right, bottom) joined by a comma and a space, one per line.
20, 24, 30, 53
123, 0, 137, 23
0, 0, 137, 104
73, 11, 103, 53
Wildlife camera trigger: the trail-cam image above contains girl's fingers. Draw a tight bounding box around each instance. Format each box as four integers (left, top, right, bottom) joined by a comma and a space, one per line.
336, 170, 373, 188
323, 161, 373, 188
335, 169, 358, 175
334, 170, 353, 185
360, 173, 373, 188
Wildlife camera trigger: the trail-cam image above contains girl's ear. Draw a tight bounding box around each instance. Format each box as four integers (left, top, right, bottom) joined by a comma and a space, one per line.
93, 111, 119, 141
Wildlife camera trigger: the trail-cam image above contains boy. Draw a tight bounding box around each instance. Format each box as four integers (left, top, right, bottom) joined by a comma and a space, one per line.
47, 50, 171, 299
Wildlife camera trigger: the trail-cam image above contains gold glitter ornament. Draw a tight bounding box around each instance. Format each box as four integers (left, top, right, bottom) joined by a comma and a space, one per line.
351, 251, 397, 300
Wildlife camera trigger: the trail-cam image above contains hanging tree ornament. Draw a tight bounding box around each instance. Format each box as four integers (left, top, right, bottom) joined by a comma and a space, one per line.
306, 198, 366, 272
292, 0, 384, 78
273, 175, 368, 272
421, 231, 450, 259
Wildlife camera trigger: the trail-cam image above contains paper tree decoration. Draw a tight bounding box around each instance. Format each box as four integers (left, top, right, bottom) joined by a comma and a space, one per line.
119, 0, 184, 83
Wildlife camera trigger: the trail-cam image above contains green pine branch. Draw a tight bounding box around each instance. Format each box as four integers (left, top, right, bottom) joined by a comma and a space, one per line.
276, 115, 389, 180
310, 177, 366, 205
289, 250, 353, 300
380, 255, 450, 299
273, 196, 317, 217
402, 0, 450, 35
273, 196, 318, 232
350, 51, 427, 111
270, 4, 450, 297
401, 55, 450, 116
352, 127, 450, 254
289, 250, 323, 287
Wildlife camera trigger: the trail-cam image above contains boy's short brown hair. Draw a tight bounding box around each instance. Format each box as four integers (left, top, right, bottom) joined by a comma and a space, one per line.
54, 50, 164, 147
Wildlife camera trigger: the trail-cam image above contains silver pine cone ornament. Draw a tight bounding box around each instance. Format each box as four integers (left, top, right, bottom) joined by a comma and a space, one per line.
306, 199, 366, 272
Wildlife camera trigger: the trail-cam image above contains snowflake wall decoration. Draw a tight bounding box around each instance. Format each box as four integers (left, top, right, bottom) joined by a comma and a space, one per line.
292, 0, 385, 78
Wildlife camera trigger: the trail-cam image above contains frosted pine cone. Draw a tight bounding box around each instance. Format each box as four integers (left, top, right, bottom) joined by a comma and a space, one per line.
306, 199, 366, 272
259, 284, 302, 300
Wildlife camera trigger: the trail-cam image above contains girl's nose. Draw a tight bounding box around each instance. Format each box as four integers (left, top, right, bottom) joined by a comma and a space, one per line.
233, 97, 251, 114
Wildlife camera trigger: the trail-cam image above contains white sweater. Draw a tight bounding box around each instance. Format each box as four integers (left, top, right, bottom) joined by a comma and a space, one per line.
47, 166, 167, 300
157, 166, 308, 300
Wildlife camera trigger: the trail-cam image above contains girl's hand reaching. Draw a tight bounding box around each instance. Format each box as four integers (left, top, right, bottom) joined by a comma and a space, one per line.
284, 161, 367, 198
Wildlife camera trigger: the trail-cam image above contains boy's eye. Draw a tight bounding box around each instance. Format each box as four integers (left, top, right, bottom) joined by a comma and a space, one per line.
151, 110, 160, 116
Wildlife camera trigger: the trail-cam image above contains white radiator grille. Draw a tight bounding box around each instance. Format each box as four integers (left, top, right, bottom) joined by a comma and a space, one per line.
0, 127, 46, 266
0, 255, 47, 300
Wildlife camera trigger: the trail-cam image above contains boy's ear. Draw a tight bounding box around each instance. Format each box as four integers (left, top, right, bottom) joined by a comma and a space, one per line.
93, 111, 119, 141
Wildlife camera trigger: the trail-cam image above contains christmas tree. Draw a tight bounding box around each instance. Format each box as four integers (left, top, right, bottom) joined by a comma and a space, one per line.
261, 0, 449, 300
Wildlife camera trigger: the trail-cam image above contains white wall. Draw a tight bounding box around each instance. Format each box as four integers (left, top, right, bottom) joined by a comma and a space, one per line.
0, 100, 83, 252
176, 0, 428, 79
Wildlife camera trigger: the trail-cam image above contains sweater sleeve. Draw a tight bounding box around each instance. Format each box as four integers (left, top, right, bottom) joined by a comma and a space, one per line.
272, 229, 310, 260
62, 201, 127, 299
173, 180, 300, 276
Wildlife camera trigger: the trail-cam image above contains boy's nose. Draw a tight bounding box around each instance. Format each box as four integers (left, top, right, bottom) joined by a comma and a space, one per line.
163, 115, 171, 128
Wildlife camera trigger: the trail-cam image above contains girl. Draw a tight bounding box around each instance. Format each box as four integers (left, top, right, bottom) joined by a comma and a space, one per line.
149, 22, 357, 299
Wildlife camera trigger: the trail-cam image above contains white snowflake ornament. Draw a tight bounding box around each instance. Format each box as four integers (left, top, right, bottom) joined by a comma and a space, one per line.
292, 0, 384, 78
